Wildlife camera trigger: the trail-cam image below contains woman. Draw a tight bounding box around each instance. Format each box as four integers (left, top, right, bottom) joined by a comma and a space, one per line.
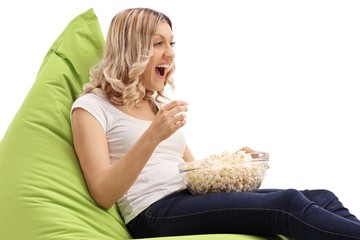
71, 7, 360, 240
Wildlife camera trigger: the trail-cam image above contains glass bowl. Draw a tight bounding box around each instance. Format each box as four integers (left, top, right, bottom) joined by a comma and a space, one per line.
179, 151, 269, 195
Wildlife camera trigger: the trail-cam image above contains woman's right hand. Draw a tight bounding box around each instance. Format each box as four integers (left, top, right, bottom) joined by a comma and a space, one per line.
148, 100, 188, 142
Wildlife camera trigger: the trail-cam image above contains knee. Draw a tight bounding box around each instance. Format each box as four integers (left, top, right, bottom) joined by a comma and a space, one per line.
275, 188, 304, 206
302, 189, 339, 205
282, 188, 303, 198
316, 189, 337, 198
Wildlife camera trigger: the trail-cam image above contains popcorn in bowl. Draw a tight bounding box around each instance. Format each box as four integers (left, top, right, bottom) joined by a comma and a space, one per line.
179, 151, 269, 195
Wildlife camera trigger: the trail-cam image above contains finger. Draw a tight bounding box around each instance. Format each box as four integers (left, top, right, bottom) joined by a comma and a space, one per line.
241, 146, 256, 153
162, 100, 188, 111
160, 114, 186, 135
174, 119, 186, 128
168, 105, 188, 118
172, 112, 187, 124
177, 119, 186, 127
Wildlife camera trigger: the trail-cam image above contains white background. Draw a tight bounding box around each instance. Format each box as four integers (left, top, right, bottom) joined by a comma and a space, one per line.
1, 1, 359, 217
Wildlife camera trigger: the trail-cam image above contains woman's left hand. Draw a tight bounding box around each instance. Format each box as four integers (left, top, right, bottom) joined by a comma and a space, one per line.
240, 146, 256, 153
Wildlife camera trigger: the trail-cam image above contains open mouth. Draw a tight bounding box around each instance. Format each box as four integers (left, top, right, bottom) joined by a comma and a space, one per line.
155, 64, 170, 77
155, 67, 165, 77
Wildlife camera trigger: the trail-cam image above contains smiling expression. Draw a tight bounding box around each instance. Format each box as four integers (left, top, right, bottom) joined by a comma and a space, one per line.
140, 21, 175, 92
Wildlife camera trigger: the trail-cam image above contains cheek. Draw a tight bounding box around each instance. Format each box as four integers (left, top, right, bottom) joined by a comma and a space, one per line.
140, 69, 153, 87
142, 64, 153, 79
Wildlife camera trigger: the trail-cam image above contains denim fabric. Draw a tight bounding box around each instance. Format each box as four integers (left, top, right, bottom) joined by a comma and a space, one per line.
127, 188, 360, 240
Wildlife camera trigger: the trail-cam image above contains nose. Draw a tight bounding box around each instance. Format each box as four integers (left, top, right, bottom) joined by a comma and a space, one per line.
164, 44, 175, 59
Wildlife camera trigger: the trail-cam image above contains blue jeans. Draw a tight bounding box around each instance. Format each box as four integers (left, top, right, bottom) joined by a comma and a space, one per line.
126, 188, 360, 240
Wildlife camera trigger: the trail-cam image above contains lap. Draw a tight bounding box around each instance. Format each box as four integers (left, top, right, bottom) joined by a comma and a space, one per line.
146, 188, 314, 217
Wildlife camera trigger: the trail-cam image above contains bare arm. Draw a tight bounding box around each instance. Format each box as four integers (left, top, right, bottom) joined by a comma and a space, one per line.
183, 144, 195, 162
71, 100, 188, 209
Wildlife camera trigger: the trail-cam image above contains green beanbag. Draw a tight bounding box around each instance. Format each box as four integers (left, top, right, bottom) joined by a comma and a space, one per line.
0, 8, 128, 240
0, 8, 289, 240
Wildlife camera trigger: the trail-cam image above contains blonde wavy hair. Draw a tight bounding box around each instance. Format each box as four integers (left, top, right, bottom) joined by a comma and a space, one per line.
81, 8, 175, 107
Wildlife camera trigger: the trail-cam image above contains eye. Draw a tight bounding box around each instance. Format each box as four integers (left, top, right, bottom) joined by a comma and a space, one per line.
154, 41, 163, 47
153, 41, 176, 48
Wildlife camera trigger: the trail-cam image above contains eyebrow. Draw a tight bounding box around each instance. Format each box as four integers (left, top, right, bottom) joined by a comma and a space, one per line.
153, 34, 174, 40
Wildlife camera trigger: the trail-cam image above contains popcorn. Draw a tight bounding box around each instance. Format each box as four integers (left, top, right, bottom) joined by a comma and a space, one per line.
180, 151, 269, 195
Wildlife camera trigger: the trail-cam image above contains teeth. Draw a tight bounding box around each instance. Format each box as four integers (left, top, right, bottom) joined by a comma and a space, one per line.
157, 64, 171, 68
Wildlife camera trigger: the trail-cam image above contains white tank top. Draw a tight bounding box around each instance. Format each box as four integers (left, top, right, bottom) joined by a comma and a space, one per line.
71, 91, 187, 224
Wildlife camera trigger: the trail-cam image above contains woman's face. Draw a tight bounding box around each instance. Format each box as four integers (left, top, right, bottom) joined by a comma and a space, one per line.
141, 21, 175, 91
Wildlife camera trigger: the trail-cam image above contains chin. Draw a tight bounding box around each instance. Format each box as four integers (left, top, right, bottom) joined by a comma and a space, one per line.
154, 87, 164, 92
